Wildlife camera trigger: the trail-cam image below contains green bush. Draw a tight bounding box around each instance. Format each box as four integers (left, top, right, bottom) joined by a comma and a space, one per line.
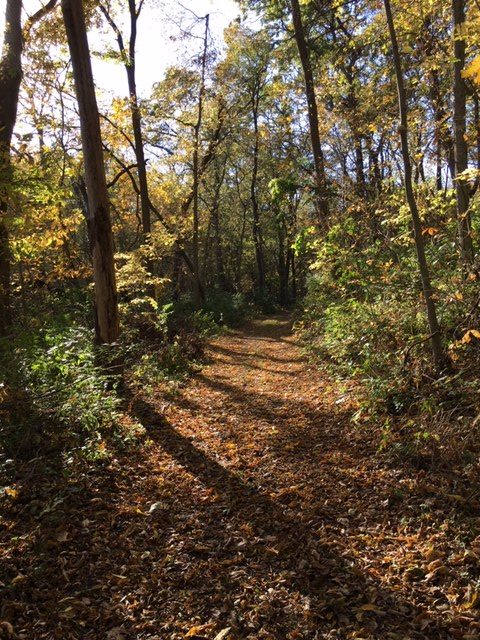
298, 186, 480, 466
0, 323, 126, 460
204, 291, 250, 326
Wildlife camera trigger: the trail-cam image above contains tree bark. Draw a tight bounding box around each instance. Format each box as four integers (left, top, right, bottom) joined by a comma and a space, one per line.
62, 0, 119, 344
99, 1, 151, 236
211, 160, 227, 291
383, 0, 445, 371
277, 215, 289, 306
452, 0, 474, 264
0, 0, 23, 337
251, 88, 266, 297
289, 0, 329, 222
192, 14, 209, 305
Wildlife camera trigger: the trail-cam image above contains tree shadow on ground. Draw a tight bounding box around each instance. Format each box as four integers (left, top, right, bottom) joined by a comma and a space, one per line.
125, 395, 453, 639
0, 391, 464, 640
234, 314, 295, 342
208, 342, 304, 365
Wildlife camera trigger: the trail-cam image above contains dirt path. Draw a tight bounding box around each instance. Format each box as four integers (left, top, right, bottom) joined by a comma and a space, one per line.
2, 316, 479, 639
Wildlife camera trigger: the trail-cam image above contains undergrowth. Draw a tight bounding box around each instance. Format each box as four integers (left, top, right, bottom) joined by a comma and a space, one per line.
0, 288, 253, 470
298, 186, 480, 470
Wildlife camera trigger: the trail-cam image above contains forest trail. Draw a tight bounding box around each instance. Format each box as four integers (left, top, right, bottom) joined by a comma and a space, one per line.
2, 316, 477, 639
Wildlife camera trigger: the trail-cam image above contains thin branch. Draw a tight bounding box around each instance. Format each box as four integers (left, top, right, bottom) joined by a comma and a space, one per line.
23, 0, 59, 38
99, 112, 137, 154
107, 163, 138, 188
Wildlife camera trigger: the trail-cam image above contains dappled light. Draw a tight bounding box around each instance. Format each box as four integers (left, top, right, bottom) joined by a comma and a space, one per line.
2, 0, 480, 638
2, 317, 479, 638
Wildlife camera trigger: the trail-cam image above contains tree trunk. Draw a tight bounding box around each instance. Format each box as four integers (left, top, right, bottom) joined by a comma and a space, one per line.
99, 0, 153, 290
0, 0, 23, 337
289, 0, 329, 222
383, 0, 445, 371
211, 161, 227, 291
62, 0, 119, 344
251, 90, 266, 297
126, 0, 150, 237
277, 217, 289, 306
290, 249, 297, 301
452, 0, 474, 265
354, 136, 366, 195
474, 92, 480, 176
234, 167, 248, 292
192, 14, 209, 305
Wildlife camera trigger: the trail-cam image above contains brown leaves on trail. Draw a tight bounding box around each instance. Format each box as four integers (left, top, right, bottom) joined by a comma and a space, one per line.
1, 315, 480, 639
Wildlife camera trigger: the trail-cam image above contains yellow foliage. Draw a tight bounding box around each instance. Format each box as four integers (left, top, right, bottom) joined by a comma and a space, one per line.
462, 56, 480, 85
461, 329, 480, 344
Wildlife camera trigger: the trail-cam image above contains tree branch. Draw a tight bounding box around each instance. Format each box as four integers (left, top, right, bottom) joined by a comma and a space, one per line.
24, 0, 59, 38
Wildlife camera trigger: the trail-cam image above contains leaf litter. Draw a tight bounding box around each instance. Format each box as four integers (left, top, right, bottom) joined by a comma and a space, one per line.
1, 315, 479, 639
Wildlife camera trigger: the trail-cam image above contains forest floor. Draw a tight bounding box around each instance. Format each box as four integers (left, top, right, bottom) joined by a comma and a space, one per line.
1, 314, 480, 639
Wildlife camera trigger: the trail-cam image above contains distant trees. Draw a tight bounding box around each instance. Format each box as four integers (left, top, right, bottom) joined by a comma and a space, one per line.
2, 0, 480, 368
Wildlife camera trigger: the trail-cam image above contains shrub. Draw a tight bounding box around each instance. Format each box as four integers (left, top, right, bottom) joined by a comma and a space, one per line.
0, 323, 129, 460
298, 187, 480, 467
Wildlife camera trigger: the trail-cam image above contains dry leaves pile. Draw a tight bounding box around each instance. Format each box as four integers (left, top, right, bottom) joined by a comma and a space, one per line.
1, 316, 479, 639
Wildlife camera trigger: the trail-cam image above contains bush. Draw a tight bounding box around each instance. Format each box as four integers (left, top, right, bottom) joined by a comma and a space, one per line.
204, 291, 250, 326
0, 323, 130, 460
298, 187, 480, 467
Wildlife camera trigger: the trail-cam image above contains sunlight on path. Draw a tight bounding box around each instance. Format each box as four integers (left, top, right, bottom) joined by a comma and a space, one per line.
2, 316, 473, 639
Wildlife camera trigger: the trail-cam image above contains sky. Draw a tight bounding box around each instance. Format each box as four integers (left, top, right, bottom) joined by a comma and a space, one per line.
91, 0, 242, 97
1, 0, 241, 98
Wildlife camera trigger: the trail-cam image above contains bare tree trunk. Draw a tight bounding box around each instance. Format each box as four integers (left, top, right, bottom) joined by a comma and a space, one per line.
99, 0, 154, 294
62, 0, 119, 344
354, 137, 366, 195
234, 167, 248, 291
99, 1, 151, 236
211, 160, 227, 291
452, 0, 474, 265
192, 14, 209, 305
474, 92, 480, 176
251, 89, 266, 297
289, 0, 329, 222
290, 249, 297, 301
276, 215, 289, 306
171, 244, 182, 301
126, 0, 150, 236
383, 0, 445, 371
366, 135, 382, 196
0, 0, 23, 337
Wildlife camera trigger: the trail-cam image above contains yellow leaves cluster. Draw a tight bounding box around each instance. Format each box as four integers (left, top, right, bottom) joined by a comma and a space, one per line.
462, 56, 480, 86
460, 329, 480, 344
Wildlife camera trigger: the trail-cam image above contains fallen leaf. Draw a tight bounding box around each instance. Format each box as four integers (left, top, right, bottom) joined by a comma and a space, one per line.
186, 624, 214, 638
464, 591, 480, 610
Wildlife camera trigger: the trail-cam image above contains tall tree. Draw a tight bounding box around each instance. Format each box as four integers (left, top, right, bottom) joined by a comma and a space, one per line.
250, 67, 266, 297
99, 0, 151, 240
0, 0, 23, 337
289, 0, 329, 222
192, 13, 210, 305
0, 0, 58, 337
452, 0, 474, 265
383, 0, 445, 370
62, 0, 119, 343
